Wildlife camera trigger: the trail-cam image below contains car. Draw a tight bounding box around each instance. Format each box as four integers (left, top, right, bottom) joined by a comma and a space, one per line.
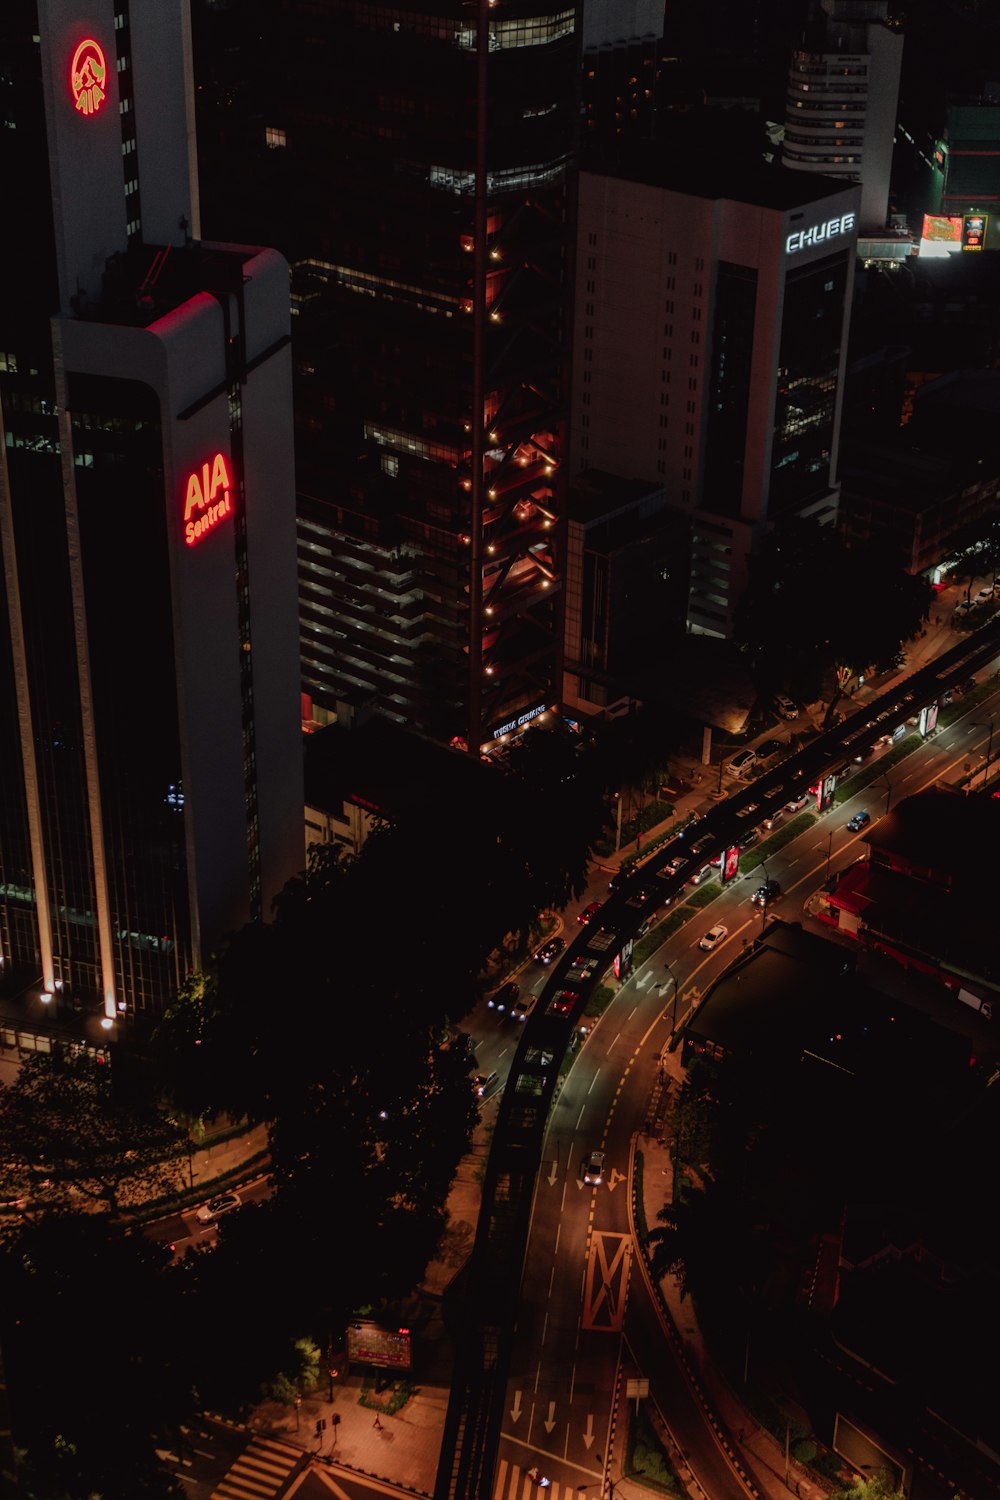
735, 801, 760, 819
547, 990, 576, 1016
578, 901, 602, 925
488, 981, 519, 1012
534, 937, 565, 966
511, 993, 537, 1023
526, 1469, 551, 1489
773, 694, 799, 720
729, 748, 757, 777
738, 828, 759, 850
847, 810, 871, 832
756, 739, 785, 760
472, 1071, 498, 1098
786, 792, 810, 812
699, 923, 728, 952
666, 854, 689, 873
954, 599, 975, 618
690, 833, 714, 856
752, 879, 781, 907
875, 709, 891, 722
963, 676, 977, 694
975, 585, 996, 604
195, 1192, 241, 1226
764, 783, 784, 799
940, 689, 954, 706
607, 870, 627, 892
763, 807, 785, 831
688, 863, 715, 886
581, 1148, 605, 1186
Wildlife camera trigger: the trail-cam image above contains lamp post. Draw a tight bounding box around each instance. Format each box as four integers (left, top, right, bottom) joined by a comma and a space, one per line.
663, 961, 679, 1036
877, 771, 892, 815
974, 712, 996, 788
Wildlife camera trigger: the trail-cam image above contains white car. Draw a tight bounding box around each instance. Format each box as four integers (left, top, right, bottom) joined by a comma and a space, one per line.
975, 585, 996, 604
785, 793, 810, 812
773, 694, 799, 720
511, 993, 537, 1023
699, 924, 728, 953
581, 1149, 605, 1186
195, 1191, 241, 1225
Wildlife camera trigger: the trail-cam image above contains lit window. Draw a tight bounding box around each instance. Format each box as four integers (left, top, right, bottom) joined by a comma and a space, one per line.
265, 126, 287, 149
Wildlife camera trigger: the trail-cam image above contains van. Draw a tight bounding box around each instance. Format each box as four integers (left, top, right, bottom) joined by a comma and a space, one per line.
729, 748, 757, 778
773, 694, 799, 720
763, 807, 785, 831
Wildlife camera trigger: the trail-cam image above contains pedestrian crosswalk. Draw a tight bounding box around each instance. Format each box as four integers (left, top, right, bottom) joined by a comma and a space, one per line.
210, 1435, 305, 1500
494, 1457, 583, 1500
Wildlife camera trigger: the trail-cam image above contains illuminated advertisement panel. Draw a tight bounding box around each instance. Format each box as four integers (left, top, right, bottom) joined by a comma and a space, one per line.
812, 773, 837, 813
722, 845, 740, 884
921, 214, 962, 243
919, 214, 962, 259
920, 700, 939, 736
613, 936, 634, 981
183, 452, 234, 546
962, 214, 987, 251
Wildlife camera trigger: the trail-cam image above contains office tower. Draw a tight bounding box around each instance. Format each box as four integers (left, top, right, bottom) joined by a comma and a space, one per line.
195, 0, 579, 754
580, 0, 664, 155
782, 0, 903, 232
573, 142, 860, 637
0, 0, 303, 1022
931, 100, 1000, 251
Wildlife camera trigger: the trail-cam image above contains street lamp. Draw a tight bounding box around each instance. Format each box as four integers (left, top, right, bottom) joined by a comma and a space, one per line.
876, 771, 892, 815
663, 961, 679, 1036
974, 712, 996, 788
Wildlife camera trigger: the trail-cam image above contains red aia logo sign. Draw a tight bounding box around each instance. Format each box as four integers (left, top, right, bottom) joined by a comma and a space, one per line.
184, 453, 233, 546
70, 39, 108, 117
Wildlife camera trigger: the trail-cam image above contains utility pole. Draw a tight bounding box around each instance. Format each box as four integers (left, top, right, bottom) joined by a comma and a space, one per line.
824, 829, 834, 884
664, 962, 679, 1035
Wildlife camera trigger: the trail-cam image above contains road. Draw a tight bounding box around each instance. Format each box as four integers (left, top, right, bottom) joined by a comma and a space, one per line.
472, 674, 1000, 1500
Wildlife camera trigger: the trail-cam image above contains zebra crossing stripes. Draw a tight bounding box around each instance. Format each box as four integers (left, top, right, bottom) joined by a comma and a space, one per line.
210, 1435, 306, 1500
494, 1457, 581, 1500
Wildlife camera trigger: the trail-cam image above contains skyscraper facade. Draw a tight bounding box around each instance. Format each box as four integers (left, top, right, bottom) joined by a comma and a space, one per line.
781, 0, 903, 232
573, 153, 859, 637
0, 0, 303, 1021
196, 0, 580, 753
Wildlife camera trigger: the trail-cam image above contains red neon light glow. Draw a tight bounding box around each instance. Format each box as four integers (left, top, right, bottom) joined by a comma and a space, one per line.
184, 453, 233, 546
71, 39, 108, 117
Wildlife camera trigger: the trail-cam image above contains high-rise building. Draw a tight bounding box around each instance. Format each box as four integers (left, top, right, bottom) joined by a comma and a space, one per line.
0, 0, 303, 1022
194, 0, 579, 753
573, 141, 860, 637
781, 0, 903, 232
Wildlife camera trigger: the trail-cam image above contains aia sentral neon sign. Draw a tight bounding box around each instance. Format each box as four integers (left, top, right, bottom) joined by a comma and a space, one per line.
786, 212, 856, 255
184, 453, 233, 546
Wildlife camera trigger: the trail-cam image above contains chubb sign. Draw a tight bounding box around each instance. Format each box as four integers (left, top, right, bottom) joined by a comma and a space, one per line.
785, 212, 856, 255
183, 452, 233, 546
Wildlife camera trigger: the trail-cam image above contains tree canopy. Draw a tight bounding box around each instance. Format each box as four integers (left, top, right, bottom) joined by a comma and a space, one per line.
734, 518, 931, 718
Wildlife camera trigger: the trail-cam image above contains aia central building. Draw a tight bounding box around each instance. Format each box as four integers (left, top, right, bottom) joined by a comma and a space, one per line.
0, 0, 303, 1021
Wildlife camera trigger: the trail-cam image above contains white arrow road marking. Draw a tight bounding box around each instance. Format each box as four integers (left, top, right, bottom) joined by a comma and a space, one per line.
583, 1415, 595, 1449
607, 1167, 626, 1191
510, 1391, 523, 1423
543, 1401, 556, 1434
635, 971, 654, 990
547, 1159, 559, 1185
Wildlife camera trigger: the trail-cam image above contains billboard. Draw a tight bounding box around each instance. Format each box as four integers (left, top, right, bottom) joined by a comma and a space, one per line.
614, 936, 635, 981
962, 213, 987, 251
921, 213, 961, 243
920, 700, 939, 736
722, 845, 740, 884
812, 772, 838, 813
346, 1321, 412, 1371
919, 214, 962, 258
